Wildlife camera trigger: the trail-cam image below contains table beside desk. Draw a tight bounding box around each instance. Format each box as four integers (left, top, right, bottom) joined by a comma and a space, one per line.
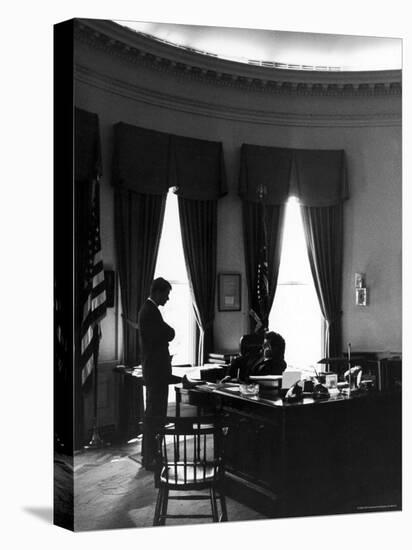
114, 365, 225, 438
175, 383, 401, 517
114, 365, 200, 438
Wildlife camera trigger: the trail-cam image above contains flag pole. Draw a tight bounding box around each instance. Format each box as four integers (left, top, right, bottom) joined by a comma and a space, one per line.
253, 183, 269, 334
82, 177, 107, 450
85, 328, 103, 448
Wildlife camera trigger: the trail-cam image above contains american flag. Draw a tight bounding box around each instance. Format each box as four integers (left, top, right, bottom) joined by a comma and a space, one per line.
54, 281, 67, 375
257, 244, 269, 310
80, 179, 107, 385
254, 243, 269, 332
249, 206, 269, 333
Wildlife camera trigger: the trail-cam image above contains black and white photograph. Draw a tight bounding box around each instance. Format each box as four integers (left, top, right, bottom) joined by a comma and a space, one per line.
54, 13, 403, 531
3, 1, 411, 548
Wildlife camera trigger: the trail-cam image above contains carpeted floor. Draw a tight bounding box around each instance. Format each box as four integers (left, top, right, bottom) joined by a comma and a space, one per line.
71, 435, 265, 531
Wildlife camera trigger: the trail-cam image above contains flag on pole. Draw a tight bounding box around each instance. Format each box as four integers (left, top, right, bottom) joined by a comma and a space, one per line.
80, 179, 107, 386
254, 244, 269, 332
257, 244, 269, 310
250, 204, 269, 333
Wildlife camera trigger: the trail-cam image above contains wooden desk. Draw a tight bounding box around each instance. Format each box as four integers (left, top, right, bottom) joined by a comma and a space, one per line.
176, 384, 402, 518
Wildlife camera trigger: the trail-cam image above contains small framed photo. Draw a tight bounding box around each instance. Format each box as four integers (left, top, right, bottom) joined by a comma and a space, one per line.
218, 273, 241, 312
356, 287, 368, 306
355, 273, 364, 289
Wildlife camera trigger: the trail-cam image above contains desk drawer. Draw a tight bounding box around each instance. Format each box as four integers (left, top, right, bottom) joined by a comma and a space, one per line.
223, 409, 282, 491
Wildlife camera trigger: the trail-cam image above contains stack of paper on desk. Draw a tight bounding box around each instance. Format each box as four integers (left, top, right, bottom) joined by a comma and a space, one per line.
249, 375, 282, 388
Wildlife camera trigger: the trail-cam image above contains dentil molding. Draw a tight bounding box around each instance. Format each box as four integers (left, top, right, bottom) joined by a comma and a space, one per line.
74, 19, 402, 99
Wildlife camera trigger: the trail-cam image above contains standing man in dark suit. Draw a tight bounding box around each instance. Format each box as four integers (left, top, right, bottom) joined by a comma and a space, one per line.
138, 277, 175, 470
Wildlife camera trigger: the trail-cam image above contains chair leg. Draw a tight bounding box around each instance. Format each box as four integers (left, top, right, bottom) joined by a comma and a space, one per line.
219, 492, 228, 522
153, 486, 164, 526
210, 487, 219, 522
159, 487, 169, 525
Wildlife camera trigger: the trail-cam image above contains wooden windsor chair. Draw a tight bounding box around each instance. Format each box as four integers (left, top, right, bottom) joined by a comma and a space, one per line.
153, 416, 228, 526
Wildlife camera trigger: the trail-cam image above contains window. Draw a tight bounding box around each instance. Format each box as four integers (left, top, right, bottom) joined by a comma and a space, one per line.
269, 197, 323, 371
154, 190, 196, 365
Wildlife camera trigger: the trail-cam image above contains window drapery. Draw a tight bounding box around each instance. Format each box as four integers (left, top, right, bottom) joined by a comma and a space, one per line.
170, 134, 227, 200
178, 197, 218, 364
301, 204, 344, 358
114, 190, 167, 365
294, 149, 347, 206
170, 134, 226, 364
239, 144, 347, 207
239, 144, 291, 332
112, 124, 226, 378
295, 148, 346, 357
114, 189, 166, 438
112, 123, 170, 195
112, 122, 171, 366
239, 144, 292, 205
242, 201, 285, 333
112, 123, 170, 439
239, 144, 347, 354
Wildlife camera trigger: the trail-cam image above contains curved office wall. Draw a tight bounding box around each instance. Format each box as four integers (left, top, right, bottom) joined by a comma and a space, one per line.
74, 19, 402, 361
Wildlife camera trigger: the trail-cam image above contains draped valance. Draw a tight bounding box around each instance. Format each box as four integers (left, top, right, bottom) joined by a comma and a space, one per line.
294, 149, 348, 206
112, 122, 226, 199
239, 144, 347, 206
170, 135, 227, 200
75, 108, 102, 183
239, 145, 293, 204
112, 123, 170, 195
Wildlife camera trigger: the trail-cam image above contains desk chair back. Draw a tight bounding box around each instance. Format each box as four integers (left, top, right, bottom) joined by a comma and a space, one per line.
240, 333, 263, 357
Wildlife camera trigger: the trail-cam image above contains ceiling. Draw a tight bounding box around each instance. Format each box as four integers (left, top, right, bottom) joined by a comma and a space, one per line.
114, 20, 401, 72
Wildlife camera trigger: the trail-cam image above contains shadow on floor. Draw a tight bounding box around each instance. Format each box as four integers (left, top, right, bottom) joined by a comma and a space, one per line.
23, 506, 53, 524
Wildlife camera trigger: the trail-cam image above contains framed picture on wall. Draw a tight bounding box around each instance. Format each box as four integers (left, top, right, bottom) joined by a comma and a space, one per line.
218, 273, 241, 311
356, 287, 368, 306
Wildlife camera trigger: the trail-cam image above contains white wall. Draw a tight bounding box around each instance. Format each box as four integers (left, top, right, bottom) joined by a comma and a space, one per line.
74, 22, 402, 360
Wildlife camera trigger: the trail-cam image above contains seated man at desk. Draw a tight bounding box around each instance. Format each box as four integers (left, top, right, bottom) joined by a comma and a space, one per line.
223, 331, 287, 382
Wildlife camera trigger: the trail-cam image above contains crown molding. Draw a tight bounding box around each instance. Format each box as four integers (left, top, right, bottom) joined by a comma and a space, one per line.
74, 19, 402, 98
75, 64, 401, 128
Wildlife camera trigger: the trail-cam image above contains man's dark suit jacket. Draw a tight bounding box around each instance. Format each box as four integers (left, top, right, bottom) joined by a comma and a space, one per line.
138, 299, 175, 386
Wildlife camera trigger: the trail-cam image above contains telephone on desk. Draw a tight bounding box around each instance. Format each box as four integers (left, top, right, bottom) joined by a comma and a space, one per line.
285, 381, 303, 402
344, 366, 363, 389
285, 377, 330, 401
